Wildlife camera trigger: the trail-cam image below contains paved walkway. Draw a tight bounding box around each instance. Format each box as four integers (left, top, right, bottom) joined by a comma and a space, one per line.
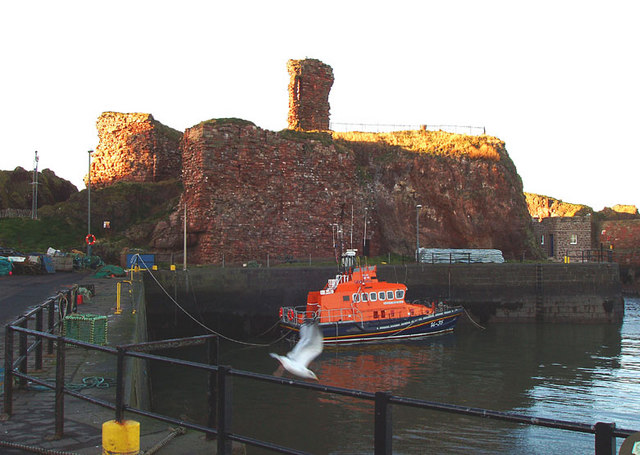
0, 272, 236, 454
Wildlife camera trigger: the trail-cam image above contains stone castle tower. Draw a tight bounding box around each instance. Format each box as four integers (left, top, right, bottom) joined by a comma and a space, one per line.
287, 59, 334, 131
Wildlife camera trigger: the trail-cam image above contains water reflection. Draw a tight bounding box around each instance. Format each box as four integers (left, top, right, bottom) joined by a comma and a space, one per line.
150, 298, 640, 454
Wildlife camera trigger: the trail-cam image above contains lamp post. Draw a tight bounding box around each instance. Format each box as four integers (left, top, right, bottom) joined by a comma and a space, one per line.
87, 150, 93, 258
415, 204, 422, 263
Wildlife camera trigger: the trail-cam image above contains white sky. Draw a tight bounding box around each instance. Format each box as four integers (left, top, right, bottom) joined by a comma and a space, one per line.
1, 0, 638, 211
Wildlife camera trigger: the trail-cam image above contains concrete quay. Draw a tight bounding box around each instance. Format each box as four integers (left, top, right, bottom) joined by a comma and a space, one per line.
0, 272, 227, 455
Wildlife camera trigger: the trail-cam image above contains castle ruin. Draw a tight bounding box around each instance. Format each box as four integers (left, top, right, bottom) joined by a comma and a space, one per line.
287, 59, 334, 131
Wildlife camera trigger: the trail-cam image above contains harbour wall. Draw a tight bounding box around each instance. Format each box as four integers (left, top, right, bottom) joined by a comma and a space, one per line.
143, 262, 623, 339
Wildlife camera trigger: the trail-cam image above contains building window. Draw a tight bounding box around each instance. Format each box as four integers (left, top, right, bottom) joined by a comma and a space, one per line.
541, 234, 545, 245
570, 234, 578, 245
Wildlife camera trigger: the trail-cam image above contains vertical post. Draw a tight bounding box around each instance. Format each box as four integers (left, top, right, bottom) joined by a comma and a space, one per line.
87, 150, 93, 259
415, 204, 422, 263
374, 392, 392, 455
47, 299, 55, 354
217, 365, 232, 455
115, 347, 126, 423
35, 308, 43, 370
18, 319, 27, 387
594, 422, 616, 455
4, 326, 14, 416
183, 203, 187, 271
55, 336, 66, 439
206, 336, 219, 440
115, 282, 122, 315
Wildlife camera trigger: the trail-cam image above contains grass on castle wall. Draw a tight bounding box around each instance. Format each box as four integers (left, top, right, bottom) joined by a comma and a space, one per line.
332, 130, 504, 161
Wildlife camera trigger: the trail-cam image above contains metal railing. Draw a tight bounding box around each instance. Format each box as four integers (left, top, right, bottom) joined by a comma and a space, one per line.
3, 295, 638, 454
563, 248, 640, 265
330, 122, 487, 136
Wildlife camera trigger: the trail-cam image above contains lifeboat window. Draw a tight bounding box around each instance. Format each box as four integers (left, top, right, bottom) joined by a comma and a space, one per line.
378, 291, 386, 301
391, 310, 395, 317
370, 292, 377, 301
353, 293, 359, 303
343, 295, 350, 302
387, 290, 394, 300
373, 310, 379, 319
396, 290, 405, 299
362, 293, 368, 302
381, 310, 386, 318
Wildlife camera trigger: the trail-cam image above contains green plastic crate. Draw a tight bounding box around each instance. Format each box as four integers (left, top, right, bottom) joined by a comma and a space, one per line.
63, 314, 108, 345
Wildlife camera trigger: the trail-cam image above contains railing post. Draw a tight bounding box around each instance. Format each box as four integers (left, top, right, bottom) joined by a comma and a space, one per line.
206, 336, 219, 440
55, 336, 66, 439
115, 347, 126, 423
217, 365, 232, 455
35, 308, 43, 370
3, 326, 14, 417
18, 318, 28, 388
47, 299, 55, 354
374, 392, 392, 455
594, 422, 616, 455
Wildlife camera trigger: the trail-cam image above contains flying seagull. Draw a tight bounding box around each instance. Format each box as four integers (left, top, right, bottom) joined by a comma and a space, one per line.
270, 322, 323, 380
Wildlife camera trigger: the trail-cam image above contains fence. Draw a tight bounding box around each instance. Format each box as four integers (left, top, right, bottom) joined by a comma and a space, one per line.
563, 249, 640, 265
330, 122, 487, 136
3, 290, 638, 454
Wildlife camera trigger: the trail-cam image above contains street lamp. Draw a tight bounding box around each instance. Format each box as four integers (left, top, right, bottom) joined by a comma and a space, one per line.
87, 150, 93, 258
416, 204, 422, 263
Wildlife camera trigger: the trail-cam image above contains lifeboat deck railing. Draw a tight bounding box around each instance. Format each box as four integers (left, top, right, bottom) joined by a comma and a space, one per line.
280, 303, 459, 326
3, 292, 635, 455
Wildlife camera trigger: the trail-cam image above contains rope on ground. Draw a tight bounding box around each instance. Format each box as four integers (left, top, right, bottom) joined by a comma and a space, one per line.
0, 440, 80, 455
28, 377, 115, 392
142, 427, 187, 455
132, 254, 283, 347
464, 307, 486, 330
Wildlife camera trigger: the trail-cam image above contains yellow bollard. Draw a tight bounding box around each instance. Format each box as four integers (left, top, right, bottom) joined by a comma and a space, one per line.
102, 419, 140, 455
152, 265, 158, 271
115, 282, 123, 315
170, 264, 176, 271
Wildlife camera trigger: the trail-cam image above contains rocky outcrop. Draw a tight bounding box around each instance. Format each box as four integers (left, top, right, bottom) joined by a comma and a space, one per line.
89, 112, 182, 188
151, 123, 534, 263
525, 193, 592, 219
0, 167, 77, 211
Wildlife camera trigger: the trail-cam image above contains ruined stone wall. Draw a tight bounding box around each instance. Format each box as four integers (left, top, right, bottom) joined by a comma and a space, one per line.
178, 120, 368, 264
287, 59, 334, 131
90, 112, 182, 187
155, 120, 533, 265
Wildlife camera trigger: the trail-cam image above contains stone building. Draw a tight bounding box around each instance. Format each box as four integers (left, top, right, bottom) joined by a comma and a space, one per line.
287, 59, 334, 131
531, 216, 592, 260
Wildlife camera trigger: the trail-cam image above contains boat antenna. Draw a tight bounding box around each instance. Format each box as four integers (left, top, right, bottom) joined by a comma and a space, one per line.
350, 205, 354, 249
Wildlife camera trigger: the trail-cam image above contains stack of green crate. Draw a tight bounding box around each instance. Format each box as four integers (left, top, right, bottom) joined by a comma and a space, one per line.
63, 314, 108, 345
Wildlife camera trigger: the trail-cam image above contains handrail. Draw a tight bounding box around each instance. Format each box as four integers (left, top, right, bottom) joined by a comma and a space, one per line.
3, 296, 637, 454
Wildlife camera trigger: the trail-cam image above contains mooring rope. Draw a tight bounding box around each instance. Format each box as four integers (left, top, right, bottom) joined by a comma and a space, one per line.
142, 427, 186, 455
0, 440, 79, 455
132, 254, 286, 347
463, 307, 486, 330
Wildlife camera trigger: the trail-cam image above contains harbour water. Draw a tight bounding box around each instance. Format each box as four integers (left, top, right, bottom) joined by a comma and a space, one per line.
151, 297, 640, 454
